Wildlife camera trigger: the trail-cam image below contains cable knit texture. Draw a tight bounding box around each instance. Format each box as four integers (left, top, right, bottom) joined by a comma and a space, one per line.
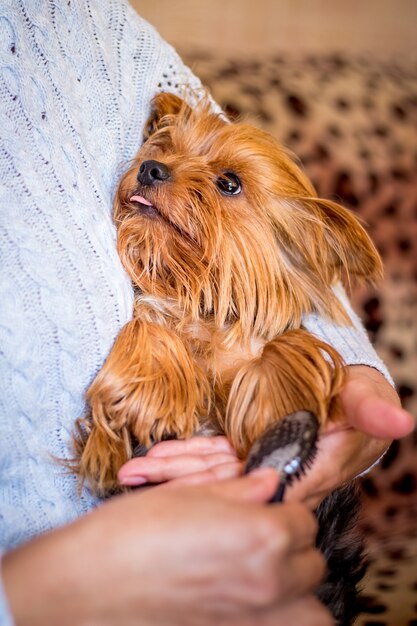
0, 1, 390, 622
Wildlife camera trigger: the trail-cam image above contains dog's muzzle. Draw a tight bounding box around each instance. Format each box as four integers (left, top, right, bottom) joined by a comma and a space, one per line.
137, 160, 171, 186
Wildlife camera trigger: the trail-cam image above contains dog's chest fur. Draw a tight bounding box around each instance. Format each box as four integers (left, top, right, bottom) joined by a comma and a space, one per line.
136, 292, 264, 389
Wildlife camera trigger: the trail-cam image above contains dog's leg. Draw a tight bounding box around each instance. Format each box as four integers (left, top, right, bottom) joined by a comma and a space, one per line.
224, 329, 346, 458
74, 318, 210, 495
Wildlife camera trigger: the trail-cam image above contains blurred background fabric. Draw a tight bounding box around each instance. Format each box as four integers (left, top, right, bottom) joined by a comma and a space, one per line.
132, 2, 417, 624
133, 0, 416, 60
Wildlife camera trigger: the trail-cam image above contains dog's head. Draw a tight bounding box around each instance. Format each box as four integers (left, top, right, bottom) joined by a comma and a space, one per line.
114, 93, 382, 339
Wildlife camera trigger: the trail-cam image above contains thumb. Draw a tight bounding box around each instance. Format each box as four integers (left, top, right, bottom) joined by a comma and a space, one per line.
340, 365, 414, 439
205, 468, 280, 504
340, 380, 414, 439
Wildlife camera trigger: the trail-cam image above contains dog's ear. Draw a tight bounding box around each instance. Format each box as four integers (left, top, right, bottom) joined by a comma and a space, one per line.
266, 146, 383, 285
263, 144, 382, 321
314, 197, 383, 283
144, 93, 190, 140
268, 193, 382, 324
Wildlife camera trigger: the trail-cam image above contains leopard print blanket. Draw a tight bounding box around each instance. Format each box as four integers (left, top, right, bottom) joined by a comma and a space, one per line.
183, 51, 417, 626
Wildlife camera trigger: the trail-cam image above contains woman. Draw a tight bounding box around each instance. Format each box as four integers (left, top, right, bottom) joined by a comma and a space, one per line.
0, 1, 412, 624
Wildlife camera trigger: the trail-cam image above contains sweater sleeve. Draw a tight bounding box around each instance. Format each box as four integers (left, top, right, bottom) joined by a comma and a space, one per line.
303, 283, 394, 385
0, 555, 13, 626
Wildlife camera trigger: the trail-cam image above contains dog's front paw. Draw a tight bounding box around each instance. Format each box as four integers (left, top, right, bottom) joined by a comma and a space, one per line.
74, 319, 210, 496
224, 329, 345, 457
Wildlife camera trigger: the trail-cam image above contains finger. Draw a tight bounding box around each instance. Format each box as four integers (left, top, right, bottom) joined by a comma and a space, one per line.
341, 366, 414, 438
281, 548, 327, 599
343, 392, 414, 438
283, 428, 383, 508
147, 436, 236, 458
289, 439, 391, 509
216, 548, 325, 622
162, 461, 244, 487
197, 470, 318, 545
165, 472, 318, 549
201, 468, 281, 504
263, 595, 333, 626
268, 503, 319, 552
118, 452, 238, 486
216, 595, 333, 626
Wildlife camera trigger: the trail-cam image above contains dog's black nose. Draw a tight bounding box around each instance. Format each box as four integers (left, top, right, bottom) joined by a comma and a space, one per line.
137, 160, 171, 186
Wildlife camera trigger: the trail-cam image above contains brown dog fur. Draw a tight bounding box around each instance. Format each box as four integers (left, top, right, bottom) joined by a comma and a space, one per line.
73, 93, 382, 495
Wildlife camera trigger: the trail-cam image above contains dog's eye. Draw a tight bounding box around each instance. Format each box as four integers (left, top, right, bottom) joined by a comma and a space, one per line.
216, 172, 242, 196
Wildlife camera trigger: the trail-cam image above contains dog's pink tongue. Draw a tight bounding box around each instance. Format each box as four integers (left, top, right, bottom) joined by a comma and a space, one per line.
130, 195, 153, 206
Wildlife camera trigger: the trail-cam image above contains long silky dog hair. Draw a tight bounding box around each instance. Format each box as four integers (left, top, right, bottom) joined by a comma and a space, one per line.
73, 93, 382, 496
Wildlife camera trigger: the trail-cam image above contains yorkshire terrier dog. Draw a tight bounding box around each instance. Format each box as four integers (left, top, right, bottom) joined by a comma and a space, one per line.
73, 93, 382, 624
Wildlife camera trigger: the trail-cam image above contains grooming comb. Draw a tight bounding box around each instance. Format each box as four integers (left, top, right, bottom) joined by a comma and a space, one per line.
245, 410, 319, 503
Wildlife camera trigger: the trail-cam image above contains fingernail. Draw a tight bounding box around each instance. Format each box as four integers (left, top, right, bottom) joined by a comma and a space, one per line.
118, 475, 148, 486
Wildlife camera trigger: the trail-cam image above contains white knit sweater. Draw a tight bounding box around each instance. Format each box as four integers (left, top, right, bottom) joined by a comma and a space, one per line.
0, 1, 390, 622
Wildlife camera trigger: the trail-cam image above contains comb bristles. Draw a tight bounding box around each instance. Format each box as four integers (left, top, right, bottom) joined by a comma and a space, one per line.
245, 410, 320, 501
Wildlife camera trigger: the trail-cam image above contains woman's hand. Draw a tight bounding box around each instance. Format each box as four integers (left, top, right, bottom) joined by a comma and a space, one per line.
118, 435, 244, 488
285, 365, 414, 508
118, 366, 414, 509
3, 470, 332, 626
